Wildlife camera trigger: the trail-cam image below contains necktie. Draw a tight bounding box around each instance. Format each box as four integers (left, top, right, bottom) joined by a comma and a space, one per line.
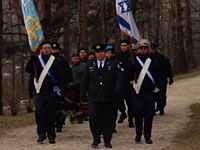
99, 61, 103, 71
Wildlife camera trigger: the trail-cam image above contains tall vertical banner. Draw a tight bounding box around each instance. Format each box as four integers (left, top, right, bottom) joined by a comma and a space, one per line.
21, 0, 44, 52
116, 0, 140, 44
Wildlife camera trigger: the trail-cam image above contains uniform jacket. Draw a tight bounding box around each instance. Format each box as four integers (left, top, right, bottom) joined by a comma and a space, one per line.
149, 52, 172, 89
115, 50, 131, 72
80, 58, 121, 104
126, 54, 159, 94
70, 62, 86, 83
25, 54, 72, 95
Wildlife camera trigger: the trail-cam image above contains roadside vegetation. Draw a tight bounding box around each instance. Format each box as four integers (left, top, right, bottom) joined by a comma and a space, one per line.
173, 103, 200, 150
0, 113, 35, 137
175, 68, 200, 80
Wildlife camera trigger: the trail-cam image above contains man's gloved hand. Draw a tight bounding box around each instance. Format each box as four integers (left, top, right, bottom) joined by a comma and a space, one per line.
169, 78, 174, 85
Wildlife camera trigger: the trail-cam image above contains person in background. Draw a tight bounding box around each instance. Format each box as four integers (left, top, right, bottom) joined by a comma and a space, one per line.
70, 53, 86, 123
88, 51, 95, 60
78, 48, 88, 63
105, 44, 115, 59
115, 40, 135, 128
150, 45, 173, 115
51, 42, 73, 132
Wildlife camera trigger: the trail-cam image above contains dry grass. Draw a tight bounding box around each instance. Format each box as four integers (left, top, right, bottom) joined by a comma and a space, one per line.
173, 103, 200, 150
175, 69, 200, 81
0, 113, 35, 137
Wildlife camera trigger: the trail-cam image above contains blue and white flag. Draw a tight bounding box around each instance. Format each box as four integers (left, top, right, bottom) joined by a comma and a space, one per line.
21, 0, 44, 52
116, 0, 140, 44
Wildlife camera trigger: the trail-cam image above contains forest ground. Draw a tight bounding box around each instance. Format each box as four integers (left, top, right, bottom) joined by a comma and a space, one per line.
0, 75, 200, 150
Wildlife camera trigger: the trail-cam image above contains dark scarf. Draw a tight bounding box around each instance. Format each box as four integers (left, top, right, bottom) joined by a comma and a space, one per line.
138, 54, 148, 61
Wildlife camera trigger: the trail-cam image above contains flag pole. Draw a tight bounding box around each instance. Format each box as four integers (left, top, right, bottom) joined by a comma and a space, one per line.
128, 36, 137, 84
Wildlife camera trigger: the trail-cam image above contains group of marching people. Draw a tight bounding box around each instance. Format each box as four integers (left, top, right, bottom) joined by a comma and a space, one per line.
25, 38, 173, 148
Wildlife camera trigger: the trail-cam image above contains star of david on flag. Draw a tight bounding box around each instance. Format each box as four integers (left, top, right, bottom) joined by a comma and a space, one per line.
21, 0, 44, 52
118, 0, 131, 13
116, 0, 141, 44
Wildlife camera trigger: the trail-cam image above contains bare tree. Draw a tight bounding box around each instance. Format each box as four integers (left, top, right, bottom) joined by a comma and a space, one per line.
37, 0, 43, 19
77, 0, 89, 49
0, 0, 3, 115
155, 0, 160, 44
63, 0, 70, 60
184, 0, 196, 69
9, 0, 18, 115
42, 0, 52, 38
12, 0, 24, 23
173, 0, 188, 73
101, 0, 106, 43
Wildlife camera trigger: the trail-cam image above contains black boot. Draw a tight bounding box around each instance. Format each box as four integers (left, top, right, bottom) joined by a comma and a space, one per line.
118, 112, 127, 123
159, 108, 165, 116
128, 120, 134, 128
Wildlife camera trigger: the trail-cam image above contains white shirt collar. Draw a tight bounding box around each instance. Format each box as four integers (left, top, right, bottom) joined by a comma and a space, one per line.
97, 57, 106, 68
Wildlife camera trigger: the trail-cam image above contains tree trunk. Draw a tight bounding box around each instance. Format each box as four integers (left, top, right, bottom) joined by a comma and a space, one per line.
63, 0, 70, 60
155, 0, 160, 44
169, 0, 176, 62
18, 19, 25, 94
184, 0, 196, 69
129, 0, 139, 15
77, 0, 88, 49
101, 0, 106, 43
37, 0, 43, 19
43, 0, 51, 38
9, 0, 18, 115
113, 0, 117, 24
173, 0, 188, 73
12, 0, 24, 23
0, 0, 3, 115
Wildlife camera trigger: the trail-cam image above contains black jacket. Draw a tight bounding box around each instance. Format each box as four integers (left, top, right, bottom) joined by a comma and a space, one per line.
80, 58, 121, 104
25, 54, 72, 95
149, 52, 172, 89
126, 54, 159, 94
115, 50, 131, 72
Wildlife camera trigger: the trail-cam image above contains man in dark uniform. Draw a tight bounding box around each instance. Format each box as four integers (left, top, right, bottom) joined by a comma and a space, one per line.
51, 42, 73, 132
149, 43, 166, 115
115, 40, 135, 128
152, 46, 174, 115
25, 41, 71, 144
126, 39, 160, 144
80, 43, 121, 148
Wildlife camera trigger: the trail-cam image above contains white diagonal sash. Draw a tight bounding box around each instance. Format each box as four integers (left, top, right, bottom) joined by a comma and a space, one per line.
132, 57, 151, 94
34, 55, 55, 93
133, 56, 159, 94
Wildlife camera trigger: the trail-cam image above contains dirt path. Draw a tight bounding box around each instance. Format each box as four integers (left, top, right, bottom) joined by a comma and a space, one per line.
0, 75, 200, 150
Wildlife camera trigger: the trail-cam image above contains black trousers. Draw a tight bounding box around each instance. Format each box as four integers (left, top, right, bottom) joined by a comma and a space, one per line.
154, 86, 167, 110
55, 109, 66, 129
118, 83, 134, 120
88, 101, 115, 144
133, 92, 155, 139
34, 91, 57, 139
